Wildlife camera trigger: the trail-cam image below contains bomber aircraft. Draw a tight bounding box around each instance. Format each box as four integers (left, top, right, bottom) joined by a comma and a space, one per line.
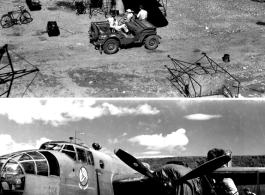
0, 140, 263, 195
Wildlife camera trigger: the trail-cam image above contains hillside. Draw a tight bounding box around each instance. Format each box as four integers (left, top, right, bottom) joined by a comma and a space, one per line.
140, 155, 265, 170
1, 0, 265, 97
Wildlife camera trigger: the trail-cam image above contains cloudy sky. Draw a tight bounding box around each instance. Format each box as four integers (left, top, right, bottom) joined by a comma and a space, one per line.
0, 99, 265, 158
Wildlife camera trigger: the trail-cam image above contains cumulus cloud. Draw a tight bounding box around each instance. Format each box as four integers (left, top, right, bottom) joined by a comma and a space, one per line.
184, 113, 222, 120
108, 133, 128, 145
0, 134, 51, 156
108, 138, 119, 144
102, 103, 160, 115
128, 129, 189, 151
121, 133, 127, 137
0, 100, 160, 126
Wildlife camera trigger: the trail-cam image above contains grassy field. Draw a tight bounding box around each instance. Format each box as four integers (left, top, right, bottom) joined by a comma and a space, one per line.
140, 155, 265, 170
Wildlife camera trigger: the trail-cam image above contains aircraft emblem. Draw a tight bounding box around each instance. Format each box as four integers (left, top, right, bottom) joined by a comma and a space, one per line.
79, 167, 89, 190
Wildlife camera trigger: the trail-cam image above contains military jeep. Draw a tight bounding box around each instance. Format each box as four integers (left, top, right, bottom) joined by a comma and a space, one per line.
89, 19, 161, 54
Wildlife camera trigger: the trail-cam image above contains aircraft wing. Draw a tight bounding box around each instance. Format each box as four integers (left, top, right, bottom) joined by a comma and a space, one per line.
113, 173, 163, 195
121, 0, 168, 27
210, 167, 265, 185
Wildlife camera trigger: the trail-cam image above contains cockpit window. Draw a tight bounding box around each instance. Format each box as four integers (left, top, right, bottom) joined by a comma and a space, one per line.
62, 145, 76, 161
19, 154, 33, 161
27, 152, 45, 160
40, 143, 63, 151
63, 145, 75, 151
86, 151, 94, 165
36, 161, 48, 176
76, 148, 87, 164
20, 161, 35, 174
39, 151, 60, 176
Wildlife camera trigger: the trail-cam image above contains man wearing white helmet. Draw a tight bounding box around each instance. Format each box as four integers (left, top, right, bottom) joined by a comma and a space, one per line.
125, 9, 134, 22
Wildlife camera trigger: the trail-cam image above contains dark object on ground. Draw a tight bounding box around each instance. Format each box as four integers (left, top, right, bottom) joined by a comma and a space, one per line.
26, 0, 42, 11
251, 0, 265, 2
47, 21, 60, 37
89, 19, 161, 54
222, 54, 230, 63
121, 0, 168, 27
256, 21, 265, 25
0, 6, 32, 28
75, 1, 86, 15
165, 53, 241, 98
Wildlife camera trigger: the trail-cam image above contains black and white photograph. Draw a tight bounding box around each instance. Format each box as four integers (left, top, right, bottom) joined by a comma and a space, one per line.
1, 0, 265, 195
0, 99, 265, 195
1, 0, 265, 97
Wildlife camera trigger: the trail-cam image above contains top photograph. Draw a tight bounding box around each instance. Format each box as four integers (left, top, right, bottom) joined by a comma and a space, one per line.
1, 0, 265, 98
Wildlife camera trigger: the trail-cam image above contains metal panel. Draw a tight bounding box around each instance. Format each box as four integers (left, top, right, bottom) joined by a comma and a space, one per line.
23, 174, 60, 195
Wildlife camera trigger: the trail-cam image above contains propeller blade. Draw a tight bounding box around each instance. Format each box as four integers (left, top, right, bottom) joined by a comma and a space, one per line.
115, 149, 155, 180
177, 154, 231, 183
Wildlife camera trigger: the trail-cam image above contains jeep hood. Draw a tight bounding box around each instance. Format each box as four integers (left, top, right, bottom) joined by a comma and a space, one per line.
121, 0, 168, 28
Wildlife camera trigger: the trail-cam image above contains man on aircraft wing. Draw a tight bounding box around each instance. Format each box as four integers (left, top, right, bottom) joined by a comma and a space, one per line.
153, 163, 201, 195
207, 148, 238, 195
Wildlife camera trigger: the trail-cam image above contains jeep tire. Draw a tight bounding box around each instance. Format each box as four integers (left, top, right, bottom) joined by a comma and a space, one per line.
145, 35, 159, 50
103, 39, 119, 54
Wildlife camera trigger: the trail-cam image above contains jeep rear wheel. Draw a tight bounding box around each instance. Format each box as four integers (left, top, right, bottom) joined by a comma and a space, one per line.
103, 39, 119, 54
145, 35, 159, 50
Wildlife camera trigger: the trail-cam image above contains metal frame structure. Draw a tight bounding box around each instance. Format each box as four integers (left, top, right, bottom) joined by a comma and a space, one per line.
88, 0, 109, 18
0, 44, 39, 97
165, 52, 240, 98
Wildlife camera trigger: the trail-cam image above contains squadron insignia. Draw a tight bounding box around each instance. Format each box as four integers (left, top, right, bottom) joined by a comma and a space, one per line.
79, 167, 89, 190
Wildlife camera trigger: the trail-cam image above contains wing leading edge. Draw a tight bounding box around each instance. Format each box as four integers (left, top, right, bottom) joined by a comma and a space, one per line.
211, 167, 265, 185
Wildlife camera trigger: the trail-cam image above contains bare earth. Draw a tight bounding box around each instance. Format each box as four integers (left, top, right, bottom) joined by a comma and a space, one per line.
1, 0, 265, 97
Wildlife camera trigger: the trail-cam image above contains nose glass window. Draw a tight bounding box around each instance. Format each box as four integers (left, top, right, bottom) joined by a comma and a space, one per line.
2, 162, 23, 175
1, 161, 25, 191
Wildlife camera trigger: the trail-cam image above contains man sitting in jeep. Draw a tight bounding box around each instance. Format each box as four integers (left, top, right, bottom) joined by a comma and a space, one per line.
107, 15, 129, 32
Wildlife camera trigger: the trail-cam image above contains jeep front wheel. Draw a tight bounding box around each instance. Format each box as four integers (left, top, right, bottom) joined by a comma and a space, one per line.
145, 35, 159, 50
103, 39, 119, 54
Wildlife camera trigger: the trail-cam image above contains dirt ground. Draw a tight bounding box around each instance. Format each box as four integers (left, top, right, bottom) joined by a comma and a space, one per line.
1, 0, 265, 97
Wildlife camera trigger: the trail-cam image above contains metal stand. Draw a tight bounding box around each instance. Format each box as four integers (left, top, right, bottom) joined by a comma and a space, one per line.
165, 53, 240, 98
0, 44, 39, 97
89, 0, 108, 18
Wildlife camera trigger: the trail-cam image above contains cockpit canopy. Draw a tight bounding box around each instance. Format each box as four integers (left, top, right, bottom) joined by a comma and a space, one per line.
0, 150, 60, 177
39, 141, 94, 165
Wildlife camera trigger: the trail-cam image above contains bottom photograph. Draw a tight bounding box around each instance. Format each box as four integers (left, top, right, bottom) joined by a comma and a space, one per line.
0, 99, 265, 195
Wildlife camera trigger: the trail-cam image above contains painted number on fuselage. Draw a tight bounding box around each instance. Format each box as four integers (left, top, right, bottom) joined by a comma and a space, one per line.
79, 167, 89, 190
47, 186, 57, 195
